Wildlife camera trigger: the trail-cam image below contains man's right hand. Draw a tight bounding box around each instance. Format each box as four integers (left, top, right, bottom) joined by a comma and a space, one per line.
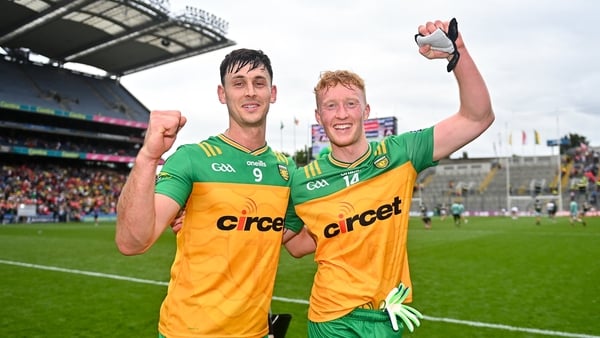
140, 110, 187, 160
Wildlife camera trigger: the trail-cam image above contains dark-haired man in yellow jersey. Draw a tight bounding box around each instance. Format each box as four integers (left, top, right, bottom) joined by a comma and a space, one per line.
115, 49, 306, 338
284, 18, 494, 337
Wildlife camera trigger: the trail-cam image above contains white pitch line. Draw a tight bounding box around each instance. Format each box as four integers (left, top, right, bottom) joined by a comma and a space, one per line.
0, 259, 168, 286
272, 295, 308, 305
422, 316, 600, 338
2, 259, 599, 338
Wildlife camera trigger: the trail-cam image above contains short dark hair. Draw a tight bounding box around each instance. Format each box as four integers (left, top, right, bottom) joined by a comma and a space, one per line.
219, 48, 273, 85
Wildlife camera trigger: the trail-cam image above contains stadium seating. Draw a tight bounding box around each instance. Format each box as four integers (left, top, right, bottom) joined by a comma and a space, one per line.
0, 58, 148, 121
413, 152, 599, 216
0, 57, 147, 224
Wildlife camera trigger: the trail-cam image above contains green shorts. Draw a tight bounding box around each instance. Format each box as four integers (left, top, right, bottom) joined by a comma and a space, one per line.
308, 307, 403, 338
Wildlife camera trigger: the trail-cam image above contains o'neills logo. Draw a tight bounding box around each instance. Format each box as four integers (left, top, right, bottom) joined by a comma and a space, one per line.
155, 172, 173, 183
324, 196, 402, 238
217, 209, 285, 232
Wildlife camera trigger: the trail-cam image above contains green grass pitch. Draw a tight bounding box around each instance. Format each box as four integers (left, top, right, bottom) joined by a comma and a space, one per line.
1, 215, 598, 337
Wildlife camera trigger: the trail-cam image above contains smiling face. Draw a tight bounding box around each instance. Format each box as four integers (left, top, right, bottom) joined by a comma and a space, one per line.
218, 63, 277, 129
314, 71, 370, 160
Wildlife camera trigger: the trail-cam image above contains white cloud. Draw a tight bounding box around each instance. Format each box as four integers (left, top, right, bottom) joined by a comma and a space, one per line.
121, 0, 599, 159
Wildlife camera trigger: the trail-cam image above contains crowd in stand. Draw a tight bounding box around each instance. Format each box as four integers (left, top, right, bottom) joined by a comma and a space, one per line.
0, 162, 126, 224
0, 127, 137, 224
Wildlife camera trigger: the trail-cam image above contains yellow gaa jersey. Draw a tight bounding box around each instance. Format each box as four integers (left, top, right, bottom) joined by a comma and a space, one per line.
285, 127, 437, 322
155, 134, 299, 338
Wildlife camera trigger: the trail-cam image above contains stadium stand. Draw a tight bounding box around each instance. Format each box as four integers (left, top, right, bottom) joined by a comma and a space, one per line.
1, 0, 235, 224
413, 149, 599, 217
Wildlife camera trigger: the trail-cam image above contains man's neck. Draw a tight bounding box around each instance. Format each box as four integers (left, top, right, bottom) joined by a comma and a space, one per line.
331, 140, 370, 163
223, 126, 266, 151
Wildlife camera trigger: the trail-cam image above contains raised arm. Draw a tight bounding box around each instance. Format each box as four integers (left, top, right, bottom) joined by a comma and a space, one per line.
417, 19, 495, 161
115, 110, 187, 255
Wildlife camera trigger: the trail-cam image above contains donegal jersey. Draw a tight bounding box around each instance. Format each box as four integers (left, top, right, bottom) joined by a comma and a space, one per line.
155, 134, 299, 338
285, 127, 437, 322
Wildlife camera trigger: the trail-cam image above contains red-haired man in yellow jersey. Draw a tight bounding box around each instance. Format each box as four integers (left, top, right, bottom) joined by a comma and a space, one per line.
285, 18, 494, 337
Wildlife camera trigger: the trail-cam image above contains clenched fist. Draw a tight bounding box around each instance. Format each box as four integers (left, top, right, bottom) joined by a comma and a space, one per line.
139, 110, 187, 160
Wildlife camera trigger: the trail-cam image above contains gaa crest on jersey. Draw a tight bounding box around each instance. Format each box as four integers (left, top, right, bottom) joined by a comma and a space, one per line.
373, 155, 390, 169
278, 164, 290, 181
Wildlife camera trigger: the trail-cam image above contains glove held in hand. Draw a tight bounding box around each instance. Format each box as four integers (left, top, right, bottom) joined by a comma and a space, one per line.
415, 18, 460, 72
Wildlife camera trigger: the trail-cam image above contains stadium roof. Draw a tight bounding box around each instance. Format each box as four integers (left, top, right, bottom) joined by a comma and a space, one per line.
0, 0, 236, 77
